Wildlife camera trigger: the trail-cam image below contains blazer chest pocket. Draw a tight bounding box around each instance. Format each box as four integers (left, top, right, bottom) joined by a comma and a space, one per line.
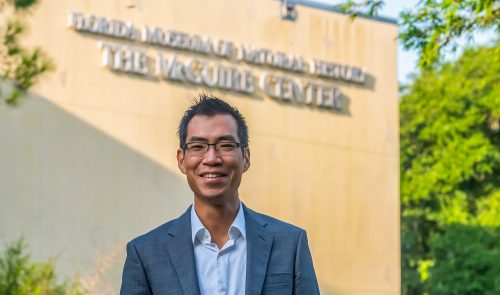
263, 273, 292, 285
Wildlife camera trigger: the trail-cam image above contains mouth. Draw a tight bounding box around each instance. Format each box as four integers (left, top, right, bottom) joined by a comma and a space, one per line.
199, 172, 228, 179
198, 172, 228, 185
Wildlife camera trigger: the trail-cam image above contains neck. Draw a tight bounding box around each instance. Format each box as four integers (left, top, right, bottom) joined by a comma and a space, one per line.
194, 197, 240, 248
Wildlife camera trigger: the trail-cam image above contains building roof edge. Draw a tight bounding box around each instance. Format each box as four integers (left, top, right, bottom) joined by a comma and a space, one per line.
280, 0, 398, 25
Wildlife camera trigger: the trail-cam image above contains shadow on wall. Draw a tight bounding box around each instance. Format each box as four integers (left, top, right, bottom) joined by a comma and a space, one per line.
0, 93, 192, 292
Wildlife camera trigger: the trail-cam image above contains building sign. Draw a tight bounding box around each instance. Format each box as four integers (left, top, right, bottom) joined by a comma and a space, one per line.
68, 11, 368, 111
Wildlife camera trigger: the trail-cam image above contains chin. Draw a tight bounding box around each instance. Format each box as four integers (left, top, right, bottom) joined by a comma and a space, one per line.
197, 190, 223, 199
197, 190, 231, 203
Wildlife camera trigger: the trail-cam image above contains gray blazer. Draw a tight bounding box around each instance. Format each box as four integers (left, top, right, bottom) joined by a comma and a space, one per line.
120, 204, 320, 295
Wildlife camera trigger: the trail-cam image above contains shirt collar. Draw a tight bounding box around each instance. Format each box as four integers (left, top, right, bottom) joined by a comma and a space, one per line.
190, 202, 246, 244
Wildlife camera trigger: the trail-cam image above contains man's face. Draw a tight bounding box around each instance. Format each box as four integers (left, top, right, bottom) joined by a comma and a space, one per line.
177, 114, 250, 205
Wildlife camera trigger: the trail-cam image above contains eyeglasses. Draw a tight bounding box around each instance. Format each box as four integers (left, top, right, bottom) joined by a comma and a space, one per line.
184, 141, 243, 157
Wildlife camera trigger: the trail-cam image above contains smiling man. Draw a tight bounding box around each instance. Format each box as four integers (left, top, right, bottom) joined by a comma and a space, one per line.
120, 94, 320, 295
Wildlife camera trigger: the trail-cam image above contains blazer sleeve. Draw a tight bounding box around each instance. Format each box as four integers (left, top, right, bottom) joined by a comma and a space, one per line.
293, 230, 320, 295
120, 241, 153, 295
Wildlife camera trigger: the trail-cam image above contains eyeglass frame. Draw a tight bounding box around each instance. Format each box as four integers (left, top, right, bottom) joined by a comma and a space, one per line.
182, 141, 247, 156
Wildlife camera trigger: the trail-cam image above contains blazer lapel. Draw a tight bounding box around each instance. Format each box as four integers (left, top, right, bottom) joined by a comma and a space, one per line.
244, 206, 274, 295
165, 207, 201, 295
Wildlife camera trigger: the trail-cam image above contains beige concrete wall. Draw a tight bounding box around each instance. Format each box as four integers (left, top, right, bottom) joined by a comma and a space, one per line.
0, 0, 399, 294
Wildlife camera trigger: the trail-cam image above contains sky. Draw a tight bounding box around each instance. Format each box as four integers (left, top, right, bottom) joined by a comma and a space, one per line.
378, 0, 420, 84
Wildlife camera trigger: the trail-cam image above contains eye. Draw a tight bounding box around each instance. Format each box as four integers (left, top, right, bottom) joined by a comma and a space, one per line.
218, 142, 238, 151
219, 142, 237, 148
189, 143, 206, 151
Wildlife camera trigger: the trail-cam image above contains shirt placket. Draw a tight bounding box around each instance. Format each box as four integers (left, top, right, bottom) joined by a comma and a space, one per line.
216, 252, 227, 294
218, 236, 237, 295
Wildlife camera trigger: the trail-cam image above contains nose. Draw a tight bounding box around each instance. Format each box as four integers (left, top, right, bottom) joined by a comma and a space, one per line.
202, 145, 222, 164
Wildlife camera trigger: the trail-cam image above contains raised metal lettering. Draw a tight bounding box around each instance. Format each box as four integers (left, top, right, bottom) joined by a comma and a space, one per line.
184, 59, 203, 84
201, 64, 218, 87
259, 73, 273, 97
156, 54, 185, 81
213, 40, 234, 59
241, 72, 255, 93
97, 42, 116, 68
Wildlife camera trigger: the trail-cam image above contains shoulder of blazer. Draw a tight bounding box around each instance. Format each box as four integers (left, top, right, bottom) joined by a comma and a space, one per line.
127, 206, 192, 248
243, 204, 303, 236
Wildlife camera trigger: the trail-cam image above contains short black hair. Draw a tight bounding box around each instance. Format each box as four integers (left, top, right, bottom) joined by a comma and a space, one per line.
177, 93, 249, 149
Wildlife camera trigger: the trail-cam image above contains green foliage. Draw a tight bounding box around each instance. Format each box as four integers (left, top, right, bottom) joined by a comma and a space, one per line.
336, 0, 385, 19
0, 0, 53, 105
399, 0, 500, 67
0, 239, 86, 295
400, 42, 500, 294
401, 214, 430, 294
476, 191, 500, 227
7, 0, 39, 10
426, 224, 500, 294
340, 0, 500, 68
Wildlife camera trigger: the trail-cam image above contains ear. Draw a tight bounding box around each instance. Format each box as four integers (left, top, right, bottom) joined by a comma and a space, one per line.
242, 148, 251, 173
177, 148, 187, 174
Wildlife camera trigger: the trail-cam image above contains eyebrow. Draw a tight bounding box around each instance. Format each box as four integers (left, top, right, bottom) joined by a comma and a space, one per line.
188, 135, 238, 142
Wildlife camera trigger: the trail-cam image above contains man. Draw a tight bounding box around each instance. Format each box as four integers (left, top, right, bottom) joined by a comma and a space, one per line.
120, 94, 320, 295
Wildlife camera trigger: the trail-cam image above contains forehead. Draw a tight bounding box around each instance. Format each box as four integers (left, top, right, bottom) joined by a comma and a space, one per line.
186, 114, 239, 140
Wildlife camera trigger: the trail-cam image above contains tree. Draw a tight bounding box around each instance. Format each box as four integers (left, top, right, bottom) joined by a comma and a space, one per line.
340, 0, 500, 67
426, 224, 500, 294
399, 42, 500, 294
0, 239, 86, 295
0, 0, 53, 105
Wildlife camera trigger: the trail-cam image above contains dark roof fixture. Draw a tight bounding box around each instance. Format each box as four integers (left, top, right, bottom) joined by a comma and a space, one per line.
281, 0, 298, 21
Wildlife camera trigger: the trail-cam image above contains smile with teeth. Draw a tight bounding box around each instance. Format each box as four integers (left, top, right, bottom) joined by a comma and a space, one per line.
201, 173, 226, 178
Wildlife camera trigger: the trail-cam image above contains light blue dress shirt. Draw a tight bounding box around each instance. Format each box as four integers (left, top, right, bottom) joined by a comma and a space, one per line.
191, 203, 247, 295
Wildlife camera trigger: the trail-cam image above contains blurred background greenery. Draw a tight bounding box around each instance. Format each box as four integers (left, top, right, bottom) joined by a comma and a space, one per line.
0, 239, 86, 295
399, 42, 500, 294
